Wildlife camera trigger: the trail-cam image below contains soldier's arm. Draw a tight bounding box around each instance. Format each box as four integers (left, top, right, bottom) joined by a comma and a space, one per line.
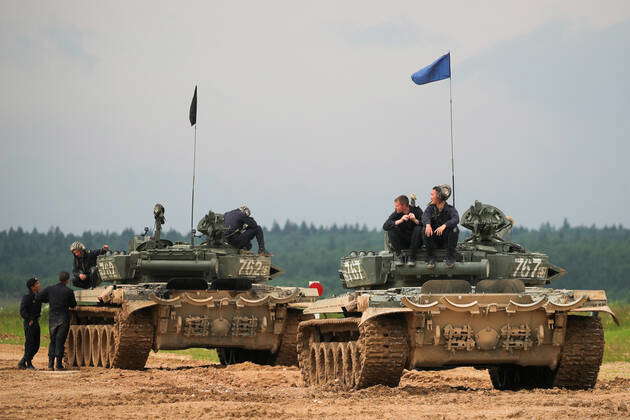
445, 207, 460, 228
383, 212, 398, 231
19, 295, 29, 320
37, 287, 49, 303
421, 206, 433, 226
68, 290, 77, 308
243, 215, 258, 229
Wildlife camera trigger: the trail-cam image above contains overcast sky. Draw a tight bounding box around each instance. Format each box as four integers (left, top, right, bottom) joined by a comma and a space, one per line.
1, 1, 629, 234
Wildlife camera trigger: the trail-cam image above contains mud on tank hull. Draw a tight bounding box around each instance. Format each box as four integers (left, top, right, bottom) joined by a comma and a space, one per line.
297, 288, 614, 391
64, 284, 317, 369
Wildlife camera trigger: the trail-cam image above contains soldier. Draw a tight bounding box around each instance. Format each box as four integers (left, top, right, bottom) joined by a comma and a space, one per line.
18, 277, 42, 370
422, 185, 459, 268
224, 206, 270, 255
38, 271, 77, 370
70, 241, 109, 289
383, 194, 423, 266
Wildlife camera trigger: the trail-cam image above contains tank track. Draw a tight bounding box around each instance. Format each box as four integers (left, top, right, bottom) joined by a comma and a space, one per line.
488, 315, 604, 390
298, 316, 409, 390
65, 308, 154, 370
274, 311, 312, 366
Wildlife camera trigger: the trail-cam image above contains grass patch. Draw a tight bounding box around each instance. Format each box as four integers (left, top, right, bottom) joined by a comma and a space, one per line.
0, 304, 50, 346
602, 302, 630, 362
163, 348, 219, 362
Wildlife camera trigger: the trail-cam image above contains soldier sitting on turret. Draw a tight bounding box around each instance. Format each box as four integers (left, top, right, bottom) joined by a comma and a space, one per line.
383, 194, 423, 266
422, 185, 459, 269
224, 206, 270, 256
70, 241, 109, 289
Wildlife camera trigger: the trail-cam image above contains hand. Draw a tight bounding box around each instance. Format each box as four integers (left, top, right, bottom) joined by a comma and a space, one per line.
425, 225, 433, 237
436, 225, 447, 236
408, 212, 416, 221
79, 274, 87, 280
28, 320, 33, 326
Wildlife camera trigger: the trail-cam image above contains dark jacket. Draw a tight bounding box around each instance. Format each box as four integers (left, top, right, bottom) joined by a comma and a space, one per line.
38, 283, 77, 325
224, 209, 259, 235
383, 206, 423, 232
72, 248, 107, 278
20, 291, 42, 322
422, 203, 459, 229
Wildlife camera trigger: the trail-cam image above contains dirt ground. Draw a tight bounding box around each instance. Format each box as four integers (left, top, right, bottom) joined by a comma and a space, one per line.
0, 344, 628, 419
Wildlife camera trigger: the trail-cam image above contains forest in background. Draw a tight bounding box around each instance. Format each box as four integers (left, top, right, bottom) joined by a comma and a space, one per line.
0, 221, 628, 300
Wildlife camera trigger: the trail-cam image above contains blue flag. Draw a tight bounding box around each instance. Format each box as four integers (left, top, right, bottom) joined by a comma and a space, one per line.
411, 53, 451, 85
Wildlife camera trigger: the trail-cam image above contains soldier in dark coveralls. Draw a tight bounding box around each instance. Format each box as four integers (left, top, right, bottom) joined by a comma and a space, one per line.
422, 185, 459, 268
224, 206, 270, 255
70, 241, 109, 289
18, 277, 42, 370
38, 271, 77, 370
383, 194, 423, 266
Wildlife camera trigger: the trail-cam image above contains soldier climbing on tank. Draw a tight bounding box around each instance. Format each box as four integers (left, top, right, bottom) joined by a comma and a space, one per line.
422, 184, 459, 269
18, 277, 42, 370
224, 205, 270, 255
70, 241, 109, 289
38, 271, 77, 371
383, 194, 423, 266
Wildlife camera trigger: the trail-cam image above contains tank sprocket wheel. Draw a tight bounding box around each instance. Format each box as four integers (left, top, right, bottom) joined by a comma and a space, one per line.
552, 315, 604, 389
110, 310, 154, 370
274, 311, 313, 366
488, 315, 604, 391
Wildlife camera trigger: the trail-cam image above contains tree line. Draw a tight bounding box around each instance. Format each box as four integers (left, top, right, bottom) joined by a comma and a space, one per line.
0, 221, 628, 300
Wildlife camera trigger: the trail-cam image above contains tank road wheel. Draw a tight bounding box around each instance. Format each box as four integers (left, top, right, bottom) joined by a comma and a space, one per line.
64, 326, 77, 367
109, 310, 154, 370
298, 316, 409, 390
273, 311, 313, 366
74, 326, 84, 367
105, 325, 116, 368
89, 326, 101, 367
81, 326, 92, 367
489, 315, 604, 391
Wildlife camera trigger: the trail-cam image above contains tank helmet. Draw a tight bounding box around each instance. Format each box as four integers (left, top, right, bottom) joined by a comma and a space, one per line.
239, 205, 251, 217
70, 241, 86, 252
407, 193, 417, 207
433, 184, 452, 202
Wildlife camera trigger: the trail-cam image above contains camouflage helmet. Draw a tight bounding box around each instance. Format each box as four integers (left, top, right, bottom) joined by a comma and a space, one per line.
433, 184, 452, 202
239, 205, 251, 217
407, 193, 417, 207
70, 241, 86, 252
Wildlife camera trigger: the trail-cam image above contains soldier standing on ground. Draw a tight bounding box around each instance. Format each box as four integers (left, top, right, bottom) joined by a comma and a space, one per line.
224, 206, 270, 255
70, 241, 109, 289
38, 271, 77, 370
383, 194, 424, 266
422, 185, 459, 268
18, 277, 42, 370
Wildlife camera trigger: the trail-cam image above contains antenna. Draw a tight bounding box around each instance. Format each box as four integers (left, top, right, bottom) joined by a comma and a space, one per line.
189, 85, 198, 245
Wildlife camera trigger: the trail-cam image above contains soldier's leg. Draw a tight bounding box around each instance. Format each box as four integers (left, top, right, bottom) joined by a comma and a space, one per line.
252, 226, 268, 254
88, 266, 102, 288
423, 227, 438, 263
72, 276, 90, 289
48, 323, 59, 369
228, 230, 256, 250
18, 320, 29, 368
55, 322, 70, 369
387, 230, 405, 254
409, 225, 424, 261
444, 226, 460, 264
27, 321, 40, 367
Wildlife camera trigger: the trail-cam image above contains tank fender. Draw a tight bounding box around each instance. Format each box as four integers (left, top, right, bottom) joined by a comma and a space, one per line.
359, 307, 412, 325
121, 300, 158, 317
572, 305, 619, 326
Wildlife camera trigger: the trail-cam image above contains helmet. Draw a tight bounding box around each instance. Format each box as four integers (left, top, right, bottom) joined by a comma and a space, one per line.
239, 205, 251, 217
70, 241, 86, 252
407, 193, 417, 207
433, 184, 452, 202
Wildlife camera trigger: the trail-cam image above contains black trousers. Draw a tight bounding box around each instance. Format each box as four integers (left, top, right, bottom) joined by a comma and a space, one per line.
48, 321, 70, 359
423, 225, 459, 258
387, 225, 423, 256
72, 267, 100, 289
228, 226, 265, 251
21, 319, 40, 362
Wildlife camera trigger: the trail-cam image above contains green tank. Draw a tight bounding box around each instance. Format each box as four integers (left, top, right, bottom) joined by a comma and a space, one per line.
65, 204, 319, 369
297, 201, 617, 390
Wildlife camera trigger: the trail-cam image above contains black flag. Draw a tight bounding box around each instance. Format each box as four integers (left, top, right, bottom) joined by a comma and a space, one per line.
189, 86, 197, 126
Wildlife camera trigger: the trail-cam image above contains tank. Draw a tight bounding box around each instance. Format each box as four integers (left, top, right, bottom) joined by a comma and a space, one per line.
64, 204, 319, 369
297, 201, 617, 390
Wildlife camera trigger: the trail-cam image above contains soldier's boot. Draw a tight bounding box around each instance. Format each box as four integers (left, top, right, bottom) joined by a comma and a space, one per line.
55, 357, 65, 371
26, 360, 36, 370
48, 357, 55, 371
17, 358, 27, 369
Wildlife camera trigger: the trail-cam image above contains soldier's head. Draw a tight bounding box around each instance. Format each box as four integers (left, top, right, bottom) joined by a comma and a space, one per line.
70, 241, 85, 257
394, 195, 410, 214
26, 277, 40, 293
431, 185, 452, 205
58, 271, 70, 284
239, 205, 251, 217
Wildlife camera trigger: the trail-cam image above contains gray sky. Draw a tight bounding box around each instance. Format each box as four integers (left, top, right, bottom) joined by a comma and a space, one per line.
1, 1, 629, 234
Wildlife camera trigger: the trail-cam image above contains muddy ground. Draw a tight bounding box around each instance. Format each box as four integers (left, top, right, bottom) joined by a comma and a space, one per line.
0, 344, 628, 419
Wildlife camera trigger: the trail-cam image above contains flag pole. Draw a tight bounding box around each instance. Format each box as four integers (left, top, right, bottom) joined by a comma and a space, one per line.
448, 60, 455, 208
190, 123, 197, 245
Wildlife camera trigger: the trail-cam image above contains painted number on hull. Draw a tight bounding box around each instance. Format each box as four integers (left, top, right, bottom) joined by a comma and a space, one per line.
512, 257, 545, 278
341, 259, 365, 281
238, 258, 270, 277
97, 261, 118, 280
